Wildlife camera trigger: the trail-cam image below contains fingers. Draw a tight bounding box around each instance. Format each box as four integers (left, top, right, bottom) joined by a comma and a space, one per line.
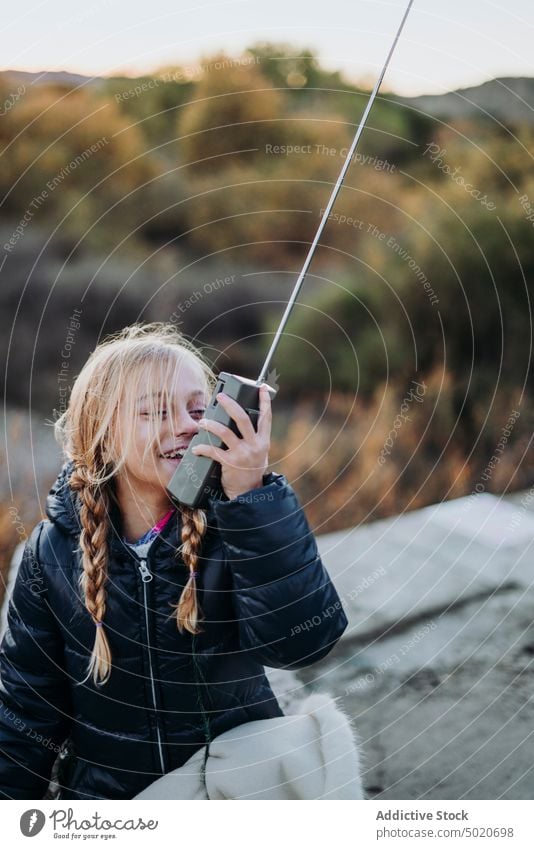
257, 384, 272, 440
192, 387, 272, 496
191, 442, 226, 463
195, 386, 272, 449
191, 442, 249, 471
214, 392, 256, 440
197, 412, 240, 449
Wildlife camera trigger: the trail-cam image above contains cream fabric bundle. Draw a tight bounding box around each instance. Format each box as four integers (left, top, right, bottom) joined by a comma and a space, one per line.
134, 693, 364, 800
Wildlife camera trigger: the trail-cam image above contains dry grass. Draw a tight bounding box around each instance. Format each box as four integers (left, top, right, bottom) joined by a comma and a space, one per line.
271, 367, 533, 534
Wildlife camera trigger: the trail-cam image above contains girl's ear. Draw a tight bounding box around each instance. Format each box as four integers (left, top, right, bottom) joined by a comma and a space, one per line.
101, 437, 118, 472
100, 438, 110, 463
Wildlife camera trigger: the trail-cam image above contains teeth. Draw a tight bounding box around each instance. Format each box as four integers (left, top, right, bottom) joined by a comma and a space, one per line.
160, 449, 185, 459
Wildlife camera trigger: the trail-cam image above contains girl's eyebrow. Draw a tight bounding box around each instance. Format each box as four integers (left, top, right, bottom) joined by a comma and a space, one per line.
136, 390, 205, 402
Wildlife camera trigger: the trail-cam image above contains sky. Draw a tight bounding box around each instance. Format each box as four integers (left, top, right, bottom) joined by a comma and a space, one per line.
0, 0, 532, 96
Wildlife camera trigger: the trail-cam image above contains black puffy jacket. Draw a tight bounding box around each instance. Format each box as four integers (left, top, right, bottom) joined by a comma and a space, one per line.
0, 460, 348, 800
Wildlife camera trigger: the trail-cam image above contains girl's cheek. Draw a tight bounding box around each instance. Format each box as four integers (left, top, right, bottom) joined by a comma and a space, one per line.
136, 419, 152, 441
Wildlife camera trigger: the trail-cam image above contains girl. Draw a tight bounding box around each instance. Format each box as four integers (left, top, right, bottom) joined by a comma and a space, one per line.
0, 322, 348, 800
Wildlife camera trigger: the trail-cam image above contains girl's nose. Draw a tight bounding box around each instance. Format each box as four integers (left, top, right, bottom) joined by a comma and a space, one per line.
170, 411, 200, 436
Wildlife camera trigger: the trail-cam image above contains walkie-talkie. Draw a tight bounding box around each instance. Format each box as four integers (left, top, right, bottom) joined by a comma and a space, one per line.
167, 372, 277, 508
166, 0, 414, 509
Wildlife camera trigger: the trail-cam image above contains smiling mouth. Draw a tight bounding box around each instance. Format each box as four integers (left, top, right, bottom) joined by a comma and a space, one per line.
159, 448, 187, 461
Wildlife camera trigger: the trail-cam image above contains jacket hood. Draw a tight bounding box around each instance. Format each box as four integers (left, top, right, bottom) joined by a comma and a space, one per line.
46, 459, 83, 536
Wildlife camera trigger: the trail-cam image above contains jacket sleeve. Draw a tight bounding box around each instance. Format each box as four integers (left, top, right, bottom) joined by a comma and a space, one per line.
211, 473, 348, 669
0, 521, 72, 799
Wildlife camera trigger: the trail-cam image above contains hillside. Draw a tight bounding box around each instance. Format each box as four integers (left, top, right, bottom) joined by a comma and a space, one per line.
2, 68, 534, 126
402, 76, 534, 126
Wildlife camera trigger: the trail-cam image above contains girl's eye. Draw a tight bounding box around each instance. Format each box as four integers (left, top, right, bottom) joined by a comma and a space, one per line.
140, 408, 205, 418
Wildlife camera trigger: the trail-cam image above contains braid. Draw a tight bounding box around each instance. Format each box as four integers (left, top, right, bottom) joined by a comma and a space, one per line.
173, 506, 207, 634
69, 464, 112, 686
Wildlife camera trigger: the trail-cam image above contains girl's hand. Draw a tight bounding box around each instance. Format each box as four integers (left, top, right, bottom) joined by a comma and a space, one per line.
191, 384, 272, 501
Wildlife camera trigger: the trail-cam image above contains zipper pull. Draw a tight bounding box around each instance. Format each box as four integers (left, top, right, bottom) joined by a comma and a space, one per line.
138, 559, 153, 583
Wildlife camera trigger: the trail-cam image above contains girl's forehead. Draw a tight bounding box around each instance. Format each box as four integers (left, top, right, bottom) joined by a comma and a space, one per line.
134, 360, 207, 402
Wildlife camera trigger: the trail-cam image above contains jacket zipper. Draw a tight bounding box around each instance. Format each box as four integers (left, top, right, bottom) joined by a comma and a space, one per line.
135, 556, 167, 775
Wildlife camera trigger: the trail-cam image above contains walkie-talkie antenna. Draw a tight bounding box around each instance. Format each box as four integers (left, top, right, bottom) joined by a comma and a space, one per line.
168, 0, 415, 508
256, 0, 414, 385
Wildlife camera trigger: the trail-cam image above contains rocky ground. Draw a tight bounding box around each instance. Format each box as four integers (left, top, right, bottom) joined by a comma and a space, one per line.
278, 489, 534, 800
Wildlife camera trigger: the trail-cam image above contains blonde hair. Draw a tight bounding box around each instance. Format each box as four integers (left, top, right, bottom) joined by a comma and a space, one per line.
54, 322, 217, 686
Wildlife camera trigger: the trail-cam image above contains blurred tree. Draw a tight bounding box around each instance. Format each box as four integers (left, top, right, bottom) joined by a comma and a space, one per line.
267, 269, 411, 395
102, 73, 194, 150
0, 85, 162, 250
175, 50, 411, 267
244, 42, 342, 92
178, 54, 284, 171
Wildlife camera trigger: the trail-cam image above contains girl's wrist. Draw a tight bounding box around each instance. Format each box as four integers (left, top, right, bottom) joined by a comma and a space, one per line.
224, 474, 267, 501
